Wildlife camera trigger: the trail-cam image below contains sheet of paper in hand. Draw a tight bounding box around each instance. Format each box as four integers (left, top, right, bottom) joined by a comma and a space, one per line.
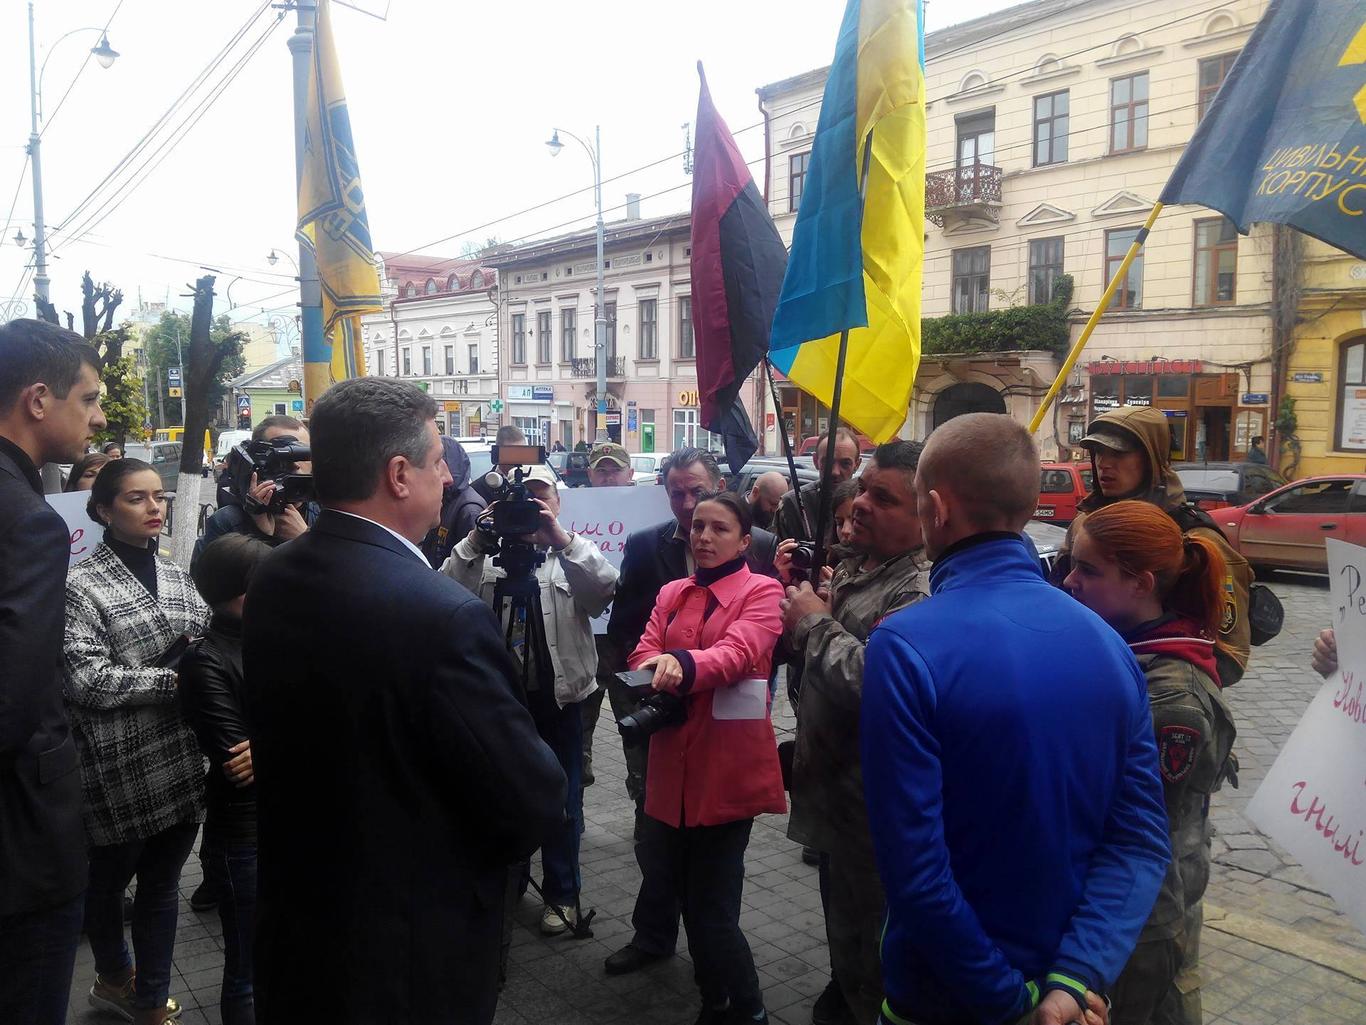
1246, 539, 1366, 937
46, 490, 106, 569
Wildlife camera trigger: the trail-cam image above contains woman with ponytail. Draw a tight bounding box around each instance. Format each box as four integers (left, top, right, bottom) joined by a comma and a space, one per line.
1065, 499, 1237, 1025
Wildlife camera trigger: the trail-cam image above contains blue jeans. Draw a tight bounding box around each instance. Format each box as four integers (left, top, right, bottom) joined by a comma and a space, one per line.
529, 688, 583, 905
86, 818, 199, 1010
0, 891, 84, 1025
202, 834, 257, 1025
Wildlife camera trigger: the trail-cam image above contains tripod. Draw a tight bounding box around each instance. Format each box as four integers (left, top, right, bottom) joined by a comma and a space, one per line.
490, 541, 596, 941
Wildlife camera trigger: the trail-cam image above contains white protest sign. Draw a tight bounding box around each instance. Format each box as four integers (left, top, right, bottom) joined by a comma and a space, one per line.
1245, 538, 1366, 936
557, 484, 671, 633
46, 490, 105, 569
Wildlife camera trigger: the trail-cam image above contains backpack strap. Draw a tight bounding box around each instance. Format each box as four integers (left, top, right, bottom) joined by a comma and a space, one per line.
1167, 501, 1228, 542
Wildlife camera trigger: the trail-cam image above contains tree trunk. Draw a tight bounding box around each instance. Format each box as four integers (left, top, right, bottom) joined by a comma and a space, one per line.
170, 275, 228, 568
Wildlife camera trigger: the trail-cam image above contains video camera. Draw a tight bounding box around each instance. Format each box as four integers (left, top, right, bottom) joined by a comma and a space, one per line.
223, 437, 314, 515
477, 443, 550, 584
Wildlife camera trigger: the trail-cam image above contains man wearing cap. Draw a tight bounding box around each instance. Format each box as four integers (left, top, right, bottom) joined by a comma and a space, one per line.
441, 462, 618, 937
1062, 405, 1251, 687
587, 441, 633, 487
579, 440, 635, 786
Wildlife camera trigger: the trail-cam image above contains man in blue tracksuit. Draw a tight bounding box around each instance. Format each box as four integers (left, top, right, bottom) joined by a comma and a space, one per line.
862, 414, 1170, 1025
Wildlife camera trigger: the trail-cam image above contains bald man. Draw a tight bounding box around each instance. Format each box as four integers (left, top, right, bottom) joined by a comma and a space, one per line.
860, 414, 1169, 1025
745, 471, 788, 531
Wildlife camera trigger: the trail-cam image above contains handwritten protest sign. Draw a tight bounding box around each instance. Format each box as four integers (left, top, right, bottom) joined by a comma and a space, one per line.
1246, 539, 1366, 936
557, 484, 671, 633
46, 490, 105, 569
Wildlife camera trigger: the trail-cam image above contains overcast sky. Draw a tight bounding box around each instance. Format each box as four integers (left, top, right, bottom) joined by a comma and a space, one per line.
0, 0, 1017, 328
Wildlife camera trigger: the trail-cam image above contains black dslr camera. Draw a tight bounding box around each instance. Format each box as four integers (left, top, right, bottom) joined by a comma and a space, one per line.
224, 437, 314, 515
789, 540, 818, 575
615, 671, 687, 747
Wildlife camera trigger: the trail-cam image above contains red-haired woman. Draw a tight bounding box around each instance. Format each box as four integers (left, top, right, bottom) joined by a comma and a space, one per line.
629, 489, 785, 1025
1064, 499, 1238, 1025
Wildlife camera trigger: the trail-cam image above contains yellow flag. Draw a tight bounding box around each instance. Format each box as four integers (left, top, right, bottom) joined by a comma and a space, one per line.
296, 0, 379, 394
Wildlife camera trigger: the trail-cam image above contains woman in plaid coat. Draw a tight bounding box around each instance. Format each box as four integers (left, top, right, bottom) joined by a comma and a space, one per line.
63, 458, 209, 1025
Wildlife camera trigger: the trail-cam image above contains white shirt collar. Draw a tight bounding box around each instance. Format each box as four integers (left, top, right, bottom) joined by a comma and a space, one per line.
329, 509, 429, 564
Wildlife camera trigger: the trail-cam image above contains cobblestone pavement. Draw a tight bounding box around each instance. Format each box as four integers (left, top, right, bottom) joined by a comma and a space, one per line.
67, 574, 1366, 1025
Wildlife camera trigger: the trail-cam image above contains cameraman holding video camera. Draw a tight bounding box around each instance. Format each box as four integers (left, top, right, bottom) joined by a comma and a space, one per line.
192, 416, 318, 574
440, 458, 617, 936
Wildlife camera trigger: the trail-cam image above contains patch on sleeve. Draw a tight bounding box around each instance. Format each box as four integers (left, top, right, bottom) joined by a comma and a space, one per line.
1220, 574, 1237, 634
1159, 724, 1203, 783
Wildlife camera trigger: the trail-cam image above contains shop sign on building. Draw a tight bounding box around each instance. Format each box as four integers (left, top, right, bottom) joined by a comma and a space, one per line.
1087, 359, 1204, 376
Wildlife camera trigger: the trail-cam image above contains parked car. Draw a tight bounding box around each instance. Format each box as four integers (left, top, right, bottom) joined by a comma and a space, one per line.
123, 441, 182, 494
213, 429, 253, 474
1035, 462, 1094, 525
1023, 518, 1067, 578
547, 450, 591, 487
1216, 474, 1366, 574
629, 453, 667, 485
727, 458, 819, 500
1173, 461, 1287, 511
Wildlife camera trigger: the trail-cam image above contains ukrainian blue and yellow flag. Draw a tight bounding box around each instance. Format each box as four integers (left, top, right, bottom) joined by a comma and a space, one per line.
768, 0, 925, 444
296, 0, 380, 396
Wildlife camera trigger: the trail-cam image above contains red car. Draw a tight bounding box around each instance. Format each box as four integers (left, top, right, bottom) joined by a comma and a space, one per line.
1035, 462, 1094, 525
1217, 474, 1366, 574
796, 433, 877, 457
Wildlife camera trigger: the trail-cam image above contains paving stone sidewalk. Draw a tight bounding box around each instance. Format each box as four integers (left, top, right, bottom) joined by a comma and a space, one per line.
67, 575, 1366, 1024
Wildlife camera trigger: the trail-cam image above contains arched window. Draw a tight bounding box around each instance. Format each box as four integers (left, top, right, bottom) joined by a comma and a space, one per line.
1336, 337, 1366, 452
471, 270, 485, 289
1204, 11, 1237, 34
932, 382, 1006, 430
1113, 34, 1143, 57
425, 278, 438, 295
1035, 53, 1061, 74
959, 71, 988, 93
402, 282, 416, 298
447, 274, 460, 291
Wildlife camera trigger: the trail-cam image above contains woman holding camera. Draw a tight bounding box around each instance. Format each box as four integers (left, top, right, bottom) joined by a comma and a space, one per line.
629, 490, 785, 1025
64, 458, 209, 1025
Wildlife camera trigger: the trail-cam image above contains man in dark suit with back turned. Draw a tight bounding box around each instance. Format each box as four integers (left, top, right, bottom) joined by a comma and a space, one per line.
0, 319, 106, 1025
601, 446, 777, 976
242, 378, 566, 1025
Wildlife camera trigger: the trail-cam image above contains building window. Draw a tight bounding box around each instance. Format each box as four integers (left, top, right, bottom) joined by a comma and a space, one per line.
672, 408, 717, 451
1105, 228, 1144, 309
1032, 91, 1069, 166
402, 348, 412, 376
421, 346, 432, 375
468, 344, 479, 376
536, 310, 552, 364
511, 313, 526, 365
1110, 72, 1149, 153
425, 278, 438, 295
789, 151, 810, 213
639, 298, 657, 360
678, 296, 695, 358
1193, 217, 1238, 306
273, 403, 287, 415
512, 415, 543, 447
471, 270, 484, 288
605, 302, 617, 358
561, 308, 576, 362
1198, 53, 1237, 121
951, 246, 991, 314
375, 349, 385, 376
1336, 339, 1366, 451
1028, 237, 1064, 305
956, 110, 995, 169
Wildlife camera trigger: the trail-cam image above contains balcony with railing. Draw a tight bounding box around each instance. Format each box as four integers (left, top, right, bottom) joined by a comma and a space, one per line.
570, 356, 626, 378
924, 162, 1003, 228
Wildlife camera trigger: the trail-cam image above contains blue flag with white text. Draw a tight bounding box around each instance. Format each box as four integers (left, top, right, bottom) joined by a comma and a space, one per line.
1160, 0, 1366, 260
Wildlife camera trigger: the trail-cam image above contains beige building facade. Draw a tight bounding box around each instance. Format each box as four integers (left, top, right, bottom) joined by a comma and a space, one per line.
758, 0, 1280, 462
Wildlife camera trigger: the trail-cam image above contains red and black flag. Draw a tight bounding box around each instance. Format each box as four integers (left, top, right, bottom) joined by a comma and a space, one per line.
690, 62, 788, 474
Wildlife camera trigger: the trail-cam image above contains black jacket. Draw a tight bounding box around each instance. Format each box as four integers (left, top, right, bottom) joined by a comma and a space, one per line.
0, 437, 86, 915
242, 509, 566, 1025
605, 517, 778, 665
190, 500, 322, 575
178, 616, 255, 844
420, 436, 487, 568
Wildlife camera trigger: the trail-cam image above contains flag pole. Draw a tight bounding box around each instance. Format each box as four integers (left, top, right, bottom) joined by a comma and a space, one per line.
809, 134, 874, 578
764, 358, 807, 527
1028, 201, 1163, 435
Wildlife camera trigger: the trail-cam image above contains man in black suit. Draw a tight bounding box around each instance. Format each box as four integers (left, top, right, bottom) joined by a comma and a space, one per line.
601, 446, 777, 976
242, 378, 566, 1025
0, 319, 105, 1025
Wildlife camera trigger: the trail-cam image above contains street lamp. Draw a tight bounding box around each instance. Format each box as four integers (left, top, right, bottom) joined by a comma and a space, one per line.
24, 3, 121, 303
266, 247, 299, 272
546, 124, 609, 444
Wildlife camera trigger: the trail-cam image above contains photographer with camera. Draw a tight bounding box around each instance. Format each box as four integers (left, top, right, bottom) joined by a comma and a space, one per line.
441, 458, 617, 936
628, 489, 785, 1024
776, 440, 931, 1025
602, 447, 777, 977
191, 416, 318, 574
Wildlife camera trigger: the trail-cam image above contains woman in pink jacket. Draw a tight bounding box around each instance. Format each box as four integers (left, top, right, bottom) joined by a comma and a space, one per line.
629, 489, 785, 1024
